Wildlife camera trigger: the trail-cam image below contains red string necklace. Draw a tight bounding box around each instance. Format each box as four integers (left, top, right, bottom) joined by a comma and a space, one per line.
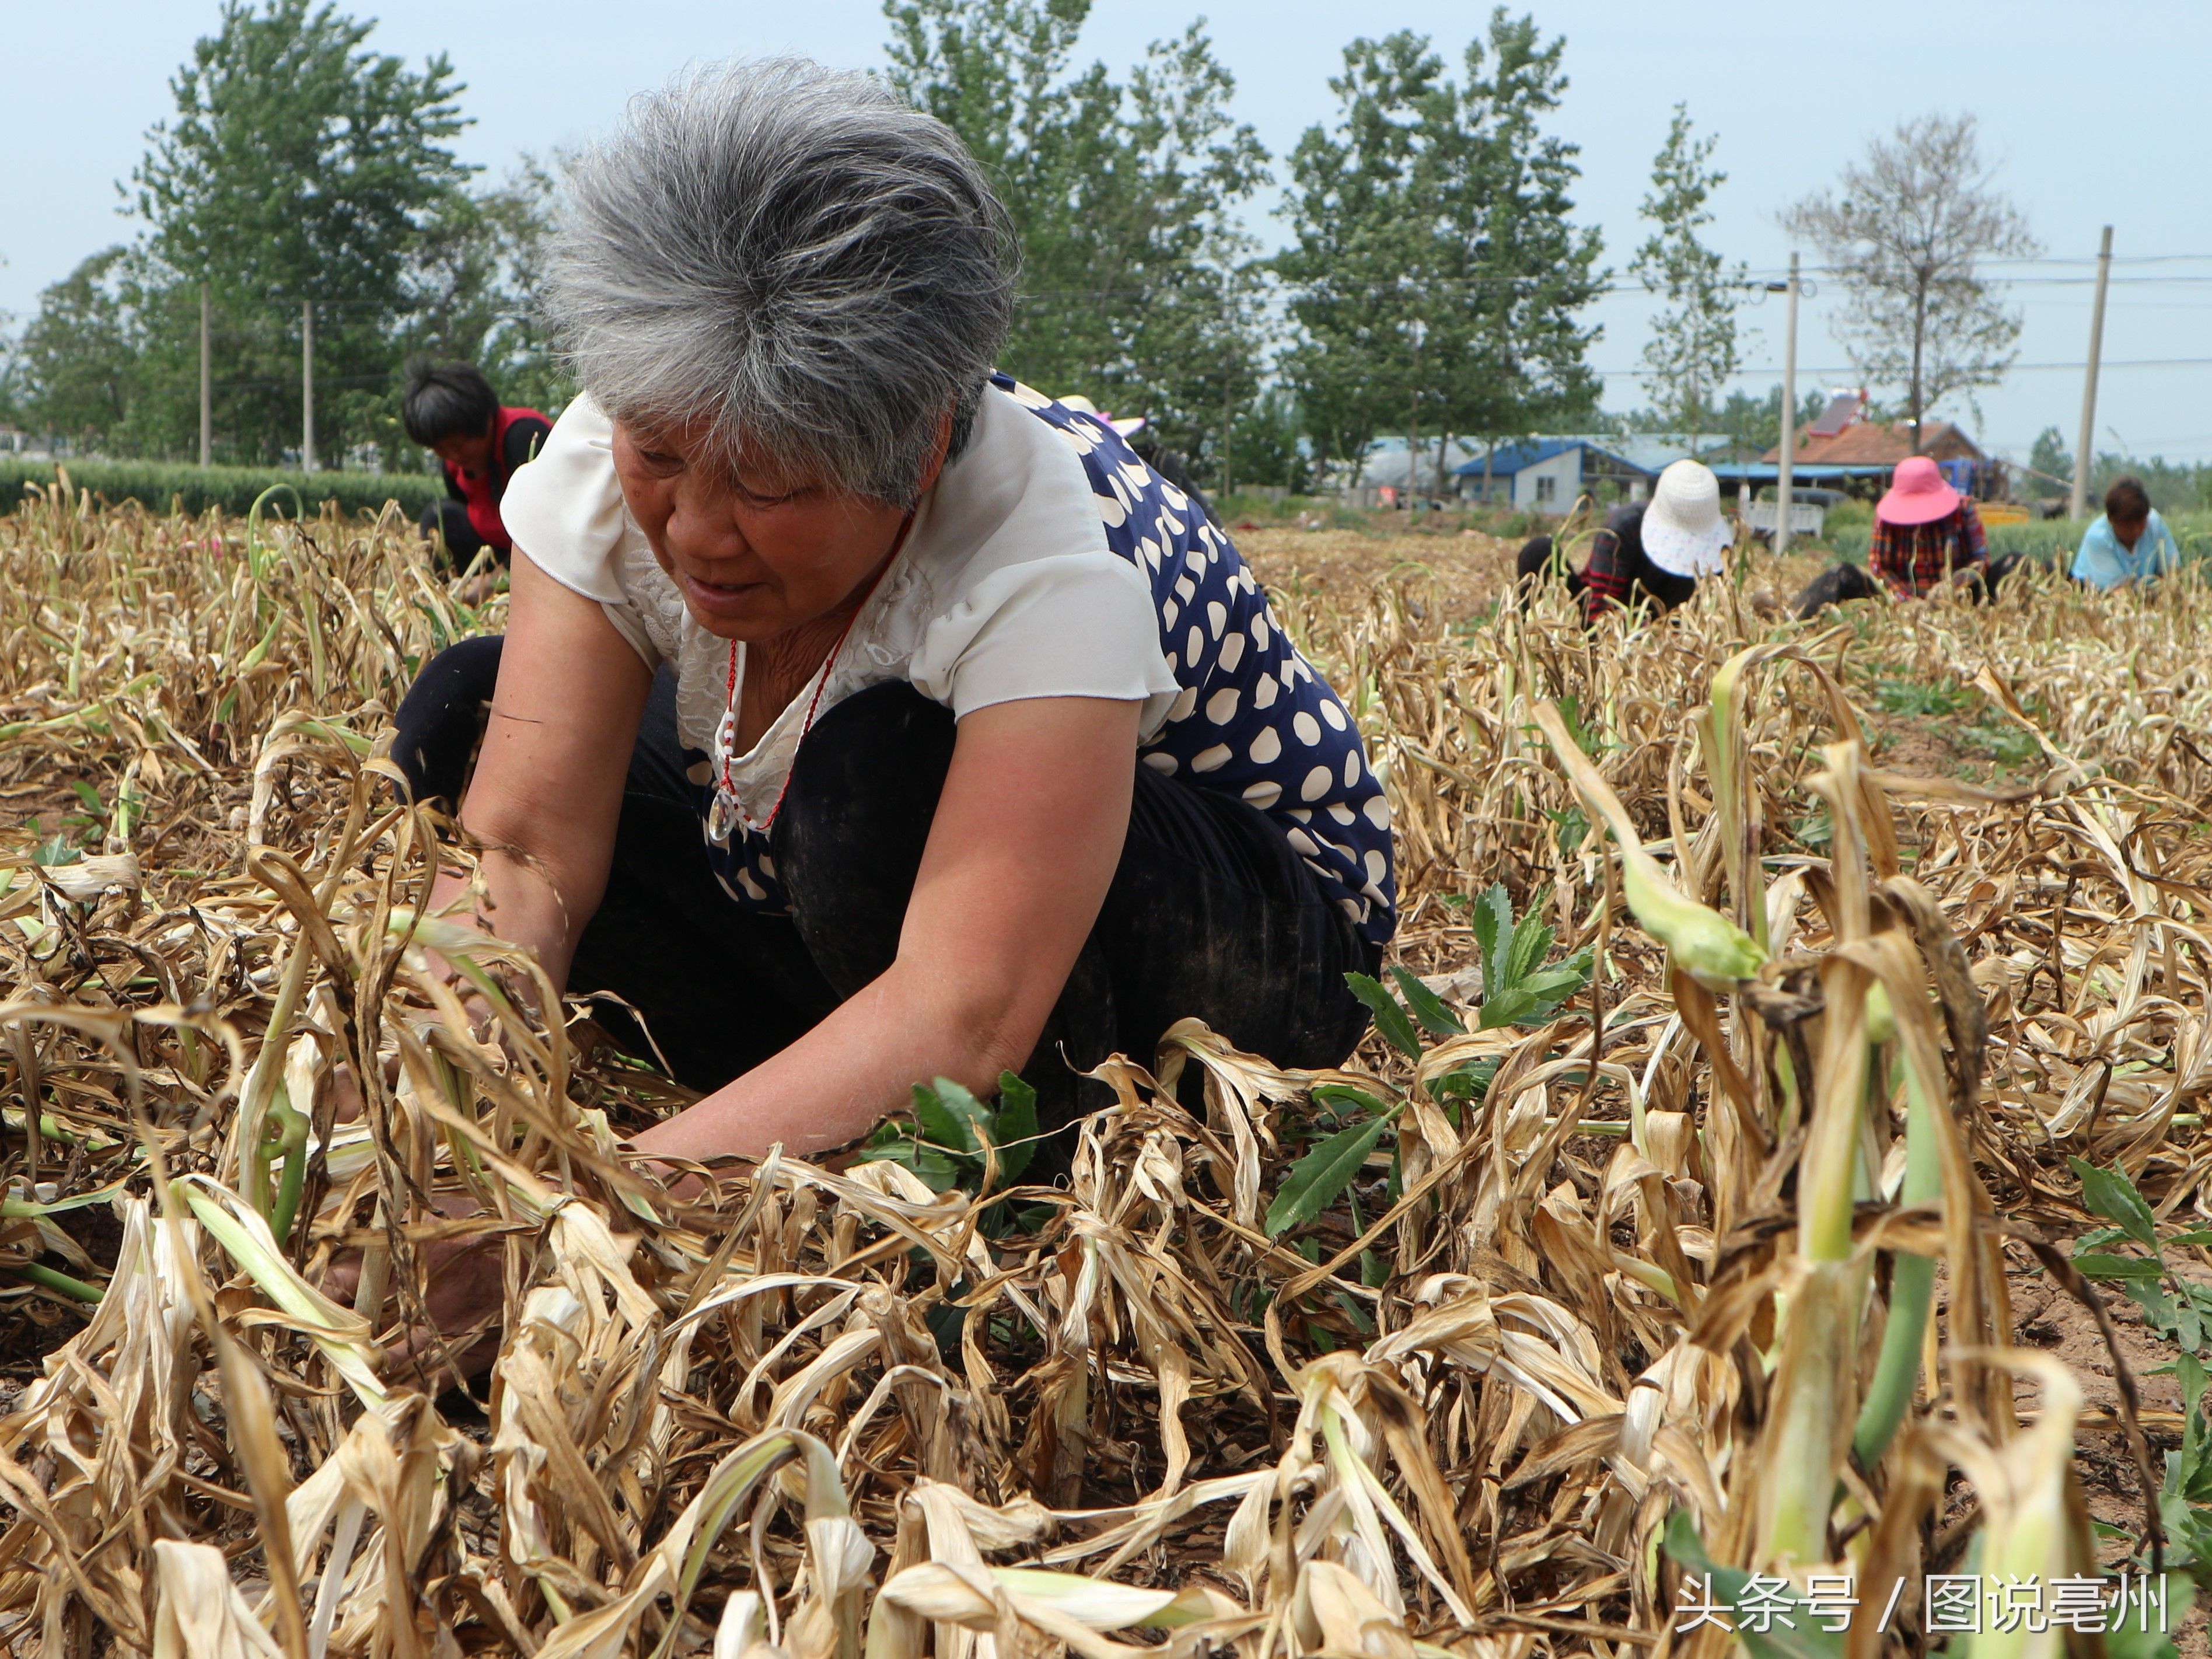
708, 523, 908, 841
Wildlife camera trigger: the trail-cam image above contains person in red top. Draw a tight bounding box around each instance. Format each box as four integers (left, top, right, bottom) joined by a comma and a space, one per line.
401, 359, 552, 574
1793, 455, 2019, 616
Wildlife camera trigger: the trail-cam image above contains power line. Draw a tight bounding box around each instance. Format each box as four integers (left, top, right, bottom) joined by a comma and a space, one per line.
1585, 356, 2212, 381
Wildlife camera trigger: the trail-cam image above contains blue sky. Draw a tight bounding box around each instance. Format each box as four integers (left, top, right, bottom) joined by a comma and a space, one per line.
6, 0, 2208, 462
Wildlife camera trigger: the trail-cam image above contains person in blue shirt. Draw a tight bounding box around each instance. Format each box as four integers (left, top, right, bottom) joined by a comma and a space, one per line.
2072, 477, 2180, 590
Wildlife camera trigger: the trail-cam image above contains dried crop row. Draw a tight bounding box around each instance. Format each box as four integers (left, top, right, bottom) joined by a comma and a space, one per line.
0, 487, 2206, 1658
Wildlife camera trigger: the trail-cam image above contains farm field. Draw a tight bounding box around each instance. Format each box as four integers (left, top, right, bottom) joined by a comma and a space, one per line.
4, 487, 2212, 1655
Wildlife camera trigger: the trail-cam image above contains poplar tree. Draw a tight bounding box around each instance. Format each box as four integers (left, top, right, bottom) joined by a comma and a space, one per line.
1630, 106, 1743, 437
884, 0, 1271, 469
1277, 11, 1603, 490
130, 0, 473, 462
1783, 113, 2038, 451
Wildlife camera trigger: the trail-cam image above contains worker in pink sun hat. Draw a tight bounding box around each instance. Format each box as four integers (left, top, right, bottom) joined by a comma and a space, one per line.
1793, 453, 2020, 616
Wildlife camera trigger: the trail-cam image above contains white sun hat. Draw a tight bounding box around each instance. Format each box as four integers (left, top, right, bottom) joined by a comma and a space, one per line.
1641, 459, 1732, 577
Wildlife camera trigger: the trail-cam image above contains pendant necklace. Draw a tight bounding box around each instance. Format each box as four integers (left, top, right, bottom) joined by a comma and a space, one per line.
707, 524, 908, 843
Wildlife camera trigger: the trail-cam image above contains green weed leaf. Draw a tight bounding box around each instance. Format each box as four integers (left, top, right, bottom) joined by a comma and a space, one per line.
33, 833, 82, 868
1388, 965, 1465, 1038
1476, 987, 1540, 1029
1266, 1109, 1397, 1238
1660, 1511, 1843, 1659
1479, 952, 1593, 1029
2072, 1157, 2159, 1250
911, 1080, 977, 1157
857, 1128, 962, 1194
1433, 1059, 1497, 1105
1312, 1083, 1393, 1119
2073, 1253, 2163, 1281
991, 1071, 1038, 1182
1504, 905, 1556, 984
1344, 973, 1421, 1059
1473, 884, 1514, 995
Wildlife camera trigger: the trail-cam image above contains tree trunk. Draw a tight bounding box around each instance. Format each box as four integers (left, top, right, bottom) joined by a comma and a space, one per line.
1406, 329, 1421, 509
1910, 278, 1927, 456
1221, 365, 1234, 500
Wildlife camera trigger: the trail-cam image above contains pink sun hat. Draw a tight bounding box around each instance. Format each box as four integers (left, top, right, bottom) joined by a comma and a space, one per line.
1877, 455, 1963, 525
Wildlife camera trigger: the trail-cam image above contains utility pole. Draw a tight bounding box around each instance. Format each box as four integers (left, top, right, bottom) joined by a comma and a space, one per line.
300, 299, 316, 473
1773, 253, 1800, 556
2069, 225, 2113, 521
197, 282, 211, 468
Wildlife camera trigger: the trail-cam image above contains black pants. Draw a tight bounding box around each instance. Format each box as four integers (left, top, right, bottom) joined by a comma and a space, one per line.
390, 638, 1379, 1154
418, 500, 498, 572
1792, 553, 2023, 619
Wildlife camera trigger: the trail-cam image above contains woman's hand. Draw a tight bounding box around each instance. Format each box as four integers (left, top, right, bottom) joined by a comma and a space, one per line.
436, 550, 654, 992
322, 1192, 512, 1384
628, 694, 1141, 1166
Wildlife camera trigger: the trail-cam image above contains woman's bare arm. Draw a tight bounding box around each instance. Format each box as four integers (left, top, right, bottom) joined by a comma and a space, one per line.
431, 551, 653, 982
428, 553, 1135, 1163
628, 694, 1141, 1164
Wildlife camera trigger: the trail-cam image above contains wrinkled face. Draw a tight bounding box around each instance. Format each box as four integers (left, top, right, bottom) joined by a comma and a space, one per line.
431, 427, 496, 477
2111, 511, 2148, 551
612, 416, 922, 641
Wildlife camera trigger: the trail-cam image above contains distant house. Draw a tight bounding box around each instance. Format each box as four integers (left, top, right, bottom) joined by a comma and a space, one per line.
1350, 436, 1483, 504
1741, 390, 1999, 498
1450, 432, 1729, 516
1764, 419, 1983, 469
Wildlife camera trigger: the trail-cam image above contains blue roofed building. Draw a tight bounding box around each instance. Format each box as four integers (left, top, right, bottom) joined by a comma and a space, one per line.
1451, 432, 1729, 516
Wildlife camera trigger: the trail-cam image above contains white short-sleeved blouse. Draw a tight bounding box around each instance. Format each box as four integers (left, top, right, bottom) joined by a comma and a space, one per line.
498, 376, 1397, 945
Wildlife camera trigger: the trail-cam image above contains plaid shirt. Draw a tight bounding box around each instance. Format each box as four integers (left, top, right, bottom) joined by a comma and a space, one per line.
1578, 504, 1697, 623
1867, 499, 1987, 598
1579, 526, 1635, 620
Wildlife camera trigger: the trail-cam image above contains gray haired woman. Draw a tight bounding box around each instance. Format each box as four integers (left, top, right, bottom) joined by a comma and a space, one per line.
384, 59, 1394, 1342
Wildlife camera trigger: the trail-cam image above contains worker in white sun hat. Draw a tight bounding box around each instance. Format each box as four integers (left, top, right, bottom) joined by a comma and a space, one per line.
1515, 459, 1734, 626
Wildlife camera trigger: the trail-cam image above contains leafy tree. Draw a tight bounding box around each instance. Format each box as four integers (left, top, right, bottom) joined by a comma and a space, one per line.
2026, 426, 2072, 499
1274, 32, 1448, 484
1456, 14, 1605, 442
371, 160, 570, 467
883, 0, 1271, 463
0, 324, 23, 432
1782, 114, 2039, 453
13, 250, 143, 452
128, 0, 474, 463
2075, 451, 2209, 515
1714, 384, 1827, 458
1630, 106, 1743, 436
1222, 387, 1310, 494
1277, 12, 1603, 490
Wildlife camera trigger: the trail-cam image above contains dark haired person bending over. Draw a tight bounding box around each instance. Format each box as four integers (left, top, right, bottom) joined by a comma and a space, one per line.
2071, 476, 2180, 591
401, 359, 551, 579
1514, 460, 1733, 626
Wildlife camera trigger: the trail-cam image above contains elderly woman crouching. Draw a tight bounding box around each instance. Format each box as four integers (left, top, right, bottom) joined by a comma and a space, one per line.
383, 61, 1395, 1328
